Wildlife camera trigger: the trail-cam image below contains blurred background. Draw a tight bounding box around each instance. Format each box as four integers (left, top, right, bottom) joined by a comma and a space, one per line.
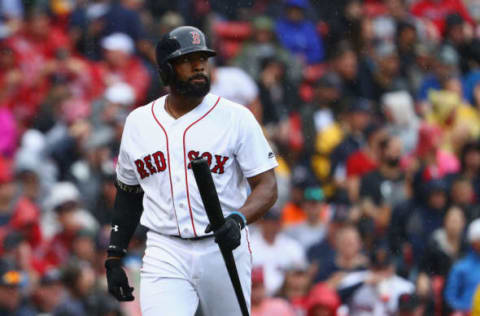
1, 0, 480, 315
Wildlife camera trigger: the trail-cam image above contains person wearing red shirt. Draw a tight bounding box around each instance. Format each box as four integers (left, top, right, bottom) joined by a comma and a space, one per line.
346, 123, 388, 203
91, 33, 151, 106
410, 0, 474, 35
5, 9, 71, 119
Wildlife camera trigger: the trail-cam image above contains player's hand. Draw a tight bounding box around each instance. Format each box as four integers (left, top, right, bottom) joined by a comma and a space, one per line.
105, 258, 135, 301
205, 213, 245, 252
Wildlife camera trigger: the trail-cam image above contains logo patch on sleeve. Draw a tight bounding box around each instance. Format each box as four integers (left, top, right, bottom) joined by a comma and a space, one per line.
268, 152, 275, 159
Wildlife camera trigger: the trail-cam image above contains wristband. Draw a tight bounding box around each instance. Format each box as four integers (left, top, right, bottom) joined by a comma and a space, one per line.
107, 245, 127, 258
230, 211, 247, 228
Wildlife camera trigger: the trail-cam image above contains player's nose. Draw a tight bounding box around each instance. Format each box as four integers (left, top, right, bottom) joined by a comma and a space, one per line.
191, 59, 206, 73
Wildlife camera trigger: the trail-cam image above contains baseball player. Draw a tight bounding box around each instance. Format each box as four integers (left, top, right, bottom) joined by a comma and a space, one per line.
104, 26, 278, 316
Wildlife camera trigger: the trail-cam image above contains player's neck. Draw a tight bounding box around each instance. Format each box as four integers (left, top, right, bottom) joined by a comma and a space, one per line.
166, 94, 205, 119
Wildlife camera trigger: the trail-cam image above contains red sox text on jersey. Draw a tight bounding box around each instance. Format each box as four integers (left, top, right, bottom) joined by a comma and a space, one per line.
134, 151, 229, 179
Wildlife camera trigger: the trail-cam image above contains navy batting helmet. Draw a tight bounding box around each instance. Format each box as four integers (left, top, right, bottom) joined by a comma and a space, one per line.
155, 26, 216, 85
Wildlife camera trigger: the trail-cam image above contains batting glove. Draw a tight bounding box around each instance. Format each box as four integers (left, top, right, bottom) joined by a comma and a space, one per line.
105, 258, 135, 301
205, 212, 246, 252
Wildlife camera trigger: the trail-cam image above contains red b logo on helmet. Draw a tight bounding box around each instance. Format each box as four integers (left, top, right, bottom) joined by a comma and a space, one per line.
191, 31, 201, 45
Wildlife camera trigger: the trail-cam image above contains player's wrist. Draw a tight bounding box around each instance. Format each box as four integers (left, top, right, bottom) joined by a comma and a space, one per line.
105, 257, 123, 270
229, 211, 247, 229
107, 245, 127, 258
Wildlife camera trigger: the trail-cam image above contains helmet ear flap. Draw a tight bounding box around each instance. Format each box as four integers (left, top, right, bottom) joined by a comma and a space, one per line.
159, 62, 174, 85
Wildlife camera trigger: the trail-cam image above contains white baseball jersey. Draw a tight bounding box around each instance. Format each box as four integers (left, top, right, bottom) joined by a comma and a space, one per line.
116, 92, 278, 238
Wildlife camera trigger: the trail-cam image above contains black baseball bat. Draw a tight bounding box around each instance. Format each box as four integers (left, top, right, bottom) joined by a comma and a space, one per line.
191, 158, 250, 316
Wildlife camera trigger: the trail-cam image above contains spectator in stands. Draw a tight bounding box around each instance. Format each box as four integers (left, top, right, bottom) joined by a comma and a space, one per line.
54, 260, 119, 316
6, 7, 70, 117
463, 39, 480, 106
92, 172, 116, 227
209, 62, 261, 120
338, 246, 414, 315
251, 266, 296, 316
396, 293, 425, 316
427, 90, 480, 154
69, 128, 116, 212
250, 210, 306, 296
417, 45, 461, 102
312, 224, 368, 284
329, 42, 362, 99
40, 182, 98, 267
0, 157, 43, 256
445, 218, 480, 313
281, 164, 318, 227
14, 129, 57, 202
329, 98, 372, 195
382, 91, 419, 154
275, 0, 325, 65
359, 42, 409, 105
234, 16, 302, 83
305, 282, 341, 316
0, 158, 14, 224
320, 0, 363, 56
450, 140, 480, 202
94, 32, 150, 105
0, 0, 23, 38
307, 204, 350, 268
0, 259, 35, 316
71, 230, 97, 265
418, 206, 467, 296
285, 186, 328, 251
31, 268, 64, 314
358, 136, 407, 237
276, 259, 314, 312
300, 73, 342, 156
0, 44, 24, 114
425, 205, 466, 261
257, 57, 297, 150
410, 0, 474, 36
39, 46, 96, 101
395, 21, 419, 84
450, 176, 480, 221
346, 123, 387, 203
300, 74, 344, 197
403, 179, 449, 267
69, 0, 153, 62
443, 13, 473, 74
2, 231, 41, 287
99, 0, 153, 61
407, 124, 459, 194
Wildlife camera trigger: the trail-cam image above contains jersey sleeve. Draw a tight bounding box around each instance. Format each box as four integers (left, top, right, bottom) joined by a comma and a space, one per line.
116, 116, 139, 185
234, 109, 278, 178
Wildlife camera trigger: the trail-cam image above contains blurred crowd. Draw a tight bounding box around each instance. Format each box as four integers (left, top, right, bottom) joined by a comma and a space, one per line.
2, 0, 480, 315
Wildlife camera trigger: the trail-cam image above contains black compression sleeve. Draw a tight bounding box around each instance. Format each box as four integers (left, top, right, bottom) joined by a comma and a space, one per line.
107, 180, 144, 257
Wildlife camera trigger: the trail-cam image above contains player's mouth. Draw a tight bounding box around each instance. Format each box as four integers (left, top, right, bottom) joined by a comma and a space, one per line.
189, 75, 208, 84
191, 78, 206, 83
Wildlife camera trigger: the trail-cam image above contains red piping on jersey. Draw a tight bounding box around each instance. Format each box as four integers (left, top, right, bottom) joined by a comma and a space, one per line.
245, 229, 252, 263
183, 96, 221, 237
151, 100, 181, 237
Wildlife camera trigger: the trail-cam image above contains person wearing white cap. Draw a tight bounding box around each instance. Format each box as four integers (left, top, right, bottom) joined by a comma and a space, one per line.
40, 182, 98, 240
95, 32, 150, 105
444, 218, 480, 313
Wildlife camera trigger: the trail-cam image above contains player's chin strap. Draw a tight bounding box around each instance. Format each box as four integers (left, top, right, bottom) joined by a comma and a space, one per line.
107, 179, 144, 258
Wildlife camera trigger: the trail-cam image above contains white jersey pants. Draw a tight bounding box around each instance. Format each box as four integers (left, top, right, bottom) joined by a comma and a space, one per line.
140, 229, 252, 316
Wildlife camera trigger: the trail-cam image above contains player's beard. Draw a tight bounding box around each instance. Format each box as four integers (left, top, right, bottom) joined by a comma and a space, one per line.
170, 73, 210, 98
